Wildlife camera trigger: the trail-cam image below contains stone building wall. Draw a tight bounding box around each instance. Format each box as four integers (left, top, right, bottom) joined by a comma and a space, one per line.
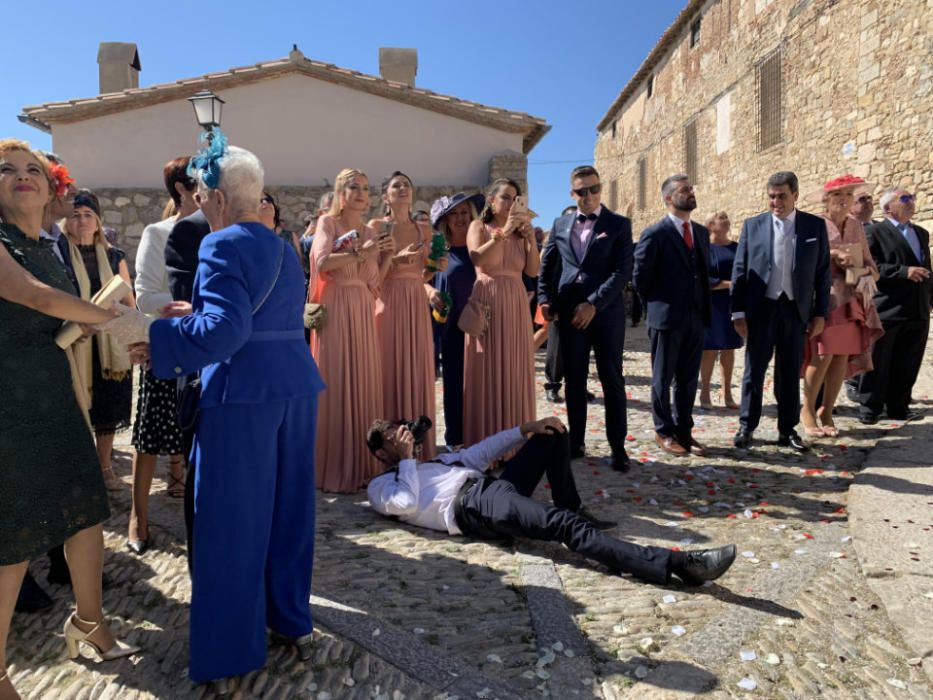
594, 0, 933, 237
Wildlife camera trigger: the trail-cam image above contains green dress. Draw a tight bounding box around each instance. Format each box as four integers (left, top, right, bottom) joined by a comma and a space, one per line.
0, 224, 109, 565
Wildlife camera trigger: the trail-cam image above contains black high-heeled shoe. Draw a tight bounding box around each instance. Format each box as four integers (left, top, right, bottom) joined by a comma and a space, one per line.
126, 538, 149, 555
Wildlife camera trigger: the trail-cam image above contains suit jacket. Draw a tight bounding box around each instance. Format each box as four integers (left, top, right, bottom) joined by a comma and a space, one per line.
164, 209, 211, 303
865, 219, 933, 322
633, 216, 712, 330
150, 222, 324, 409
730, 209, 831, 324
537, 208, 633, 315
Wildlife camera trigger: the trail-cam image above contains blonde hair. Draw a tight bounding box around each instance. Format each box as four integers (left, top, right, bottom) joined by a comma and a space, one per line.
63, 209, 110, 248
705, 210, 729, 229
437, 202, 479, 240
0, 138, 56, 218
329, 168, 368, 217
161, 199, 178, 219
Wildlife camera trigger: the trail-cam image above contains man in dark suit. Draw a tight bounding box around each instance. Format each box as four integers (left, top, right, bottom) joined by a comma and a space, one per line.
633, 175, 711, 456
538, 166, 633, 471
857, 187, 932, 423
731, 171, 831, 451
164, 206, 211, 568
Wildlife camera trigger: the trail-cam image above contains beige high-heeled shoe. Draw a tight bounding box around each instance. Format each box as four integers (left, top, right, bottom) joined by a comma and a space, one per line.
63, 613, 140, 661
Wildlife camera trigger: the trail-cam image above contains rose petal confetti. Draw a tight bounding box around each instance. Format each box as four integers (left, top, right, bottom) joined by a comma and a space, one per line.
737, 678, 757, 690
662, 594, 677, 604
740, 650, 757, 661
671, 625, 686, 636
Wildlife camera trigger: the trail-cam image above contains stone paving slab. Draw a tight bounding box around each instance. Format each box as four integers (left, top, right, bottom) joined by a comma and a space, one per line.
7, 325, 933, 699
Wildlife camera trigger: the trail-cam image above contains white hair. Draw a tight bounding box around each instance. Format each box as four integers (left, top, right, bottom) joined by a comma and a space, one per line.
199, 146, 265, 214
879, 186, 904, 212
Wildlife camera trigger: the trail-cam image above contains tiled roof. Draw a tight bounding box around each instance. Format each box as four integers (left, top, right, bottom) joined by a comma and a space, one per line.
596, 0, 704, 132
21, 48, 550, 153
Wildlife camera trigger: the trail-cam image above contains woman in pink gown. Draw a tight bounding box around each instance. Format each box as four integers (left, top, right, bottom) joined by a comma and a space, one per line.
309, 169, 395, 492
801, 175, 883, 438
369, 171, 444, 459
462, 178, 538, 446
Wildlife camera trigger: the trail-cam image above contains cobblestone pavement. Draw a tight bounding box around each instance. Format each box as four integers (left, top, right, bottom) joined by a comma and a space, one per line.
7, 327, 933, 699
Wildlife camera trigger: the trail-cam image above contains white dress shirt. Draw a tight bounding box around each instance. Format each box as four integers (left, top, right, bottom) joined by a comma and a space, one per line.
367, 427, 527, 534
39, 223, 66, 264
134, 217, 177, 316
667, 212, 693, 243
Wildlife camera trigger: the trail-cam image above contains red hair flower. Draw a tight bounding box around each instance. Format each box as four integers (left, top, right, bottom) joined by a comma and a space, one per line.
48, 162, 74, 199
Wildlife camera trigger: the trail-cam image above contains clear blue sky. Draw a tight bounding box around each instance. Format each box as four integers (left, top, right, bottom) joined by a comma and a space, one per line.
2, 0, 684, 226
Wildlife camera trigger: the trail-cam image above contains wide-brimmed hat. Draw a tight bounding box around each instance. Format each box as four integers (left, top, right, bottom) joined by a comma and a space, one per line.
805, 174, 874, 204
430, 192, 486, 228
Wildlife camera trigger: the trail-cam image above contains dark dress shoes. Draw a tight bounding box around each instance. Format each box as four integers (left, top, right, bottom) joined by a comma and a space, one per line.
655, 433, 688, 456
733, 429, 752, 448
545, 388, 563, 403
777, 431, 810, 452
889, 409, 922, 421
858, 412, 879, 425
127, 539, 150, 555
671, 544, 737, 586
570, 445, 586, 459
611, 451, 632, 473
682, 437, 707, 457
576, 507, 616, 531
15, 571, 53, 613
586, 391, 597, 403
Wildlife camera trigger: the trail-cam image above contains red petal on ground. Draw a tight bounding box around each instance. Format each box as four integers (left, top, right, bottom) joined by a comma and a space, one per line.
804, 469, 825, 475
758, 500, 770, 506
834, 507, 846, 514
627, 435, 636, 441
802, 532, 814, 539
633, 496, 642, 503
682, 511, 694, 518
726, 513, 737, 519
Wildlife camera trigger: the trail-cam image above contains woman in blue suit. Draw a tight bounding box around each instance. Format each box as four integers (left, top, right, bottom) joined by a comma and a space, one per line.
133, 135, 324, 693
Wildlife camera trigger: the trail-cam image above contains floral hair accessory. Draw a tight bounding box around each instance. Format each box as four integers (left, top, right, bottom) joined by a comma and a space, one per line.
187, 127, 228, 190
48, 162, 74, 199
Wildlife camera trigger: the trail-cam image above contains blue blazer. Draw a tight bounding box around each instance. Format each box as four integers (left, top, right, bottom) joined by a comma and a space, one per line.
537, 208, 633, 314
730, 210, 831, 324
150, 222, 324, 409
633, 216, 712, 331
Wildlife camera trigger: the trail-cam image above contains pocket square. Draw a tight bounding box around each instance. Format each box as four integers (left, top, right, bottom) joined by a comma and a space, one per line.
805, 237, 817, 243
596, 232, 608, 239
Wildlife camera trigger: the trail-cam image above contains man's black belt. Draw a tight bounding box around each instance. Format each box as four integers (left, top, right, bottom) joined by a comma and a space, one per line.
453, 477, 481, 533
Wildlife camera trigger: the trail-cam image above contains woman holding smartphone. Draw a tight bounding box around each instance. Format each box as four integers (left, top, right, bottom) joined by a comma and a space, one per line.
368, 171, 443, 459
462, 178, 538, 447
309, 169, 395, 492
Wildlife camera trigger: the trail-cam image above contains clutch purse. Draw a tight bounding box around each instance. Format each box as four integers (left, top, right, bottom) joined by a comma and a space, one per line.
457, 297, 490, 337
303, 302, 327, 330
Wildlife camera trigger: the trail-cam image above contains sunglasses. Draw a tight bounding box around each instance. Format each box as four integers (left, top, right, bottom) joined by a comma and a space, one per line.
572, 183, 601, 197
260, 196, 274, 205
856, 195, 872, 204
899, 194, 916, 204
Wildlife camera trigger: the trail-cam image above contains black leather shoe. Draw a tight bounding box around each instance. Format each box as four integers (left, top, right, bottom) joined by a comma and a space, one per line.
127, 539, 150, 556
733, 430, 752, 448
545, 388, 563, 403
586, 391, 596, 403
611, 451, 631, 473
672, 544, 737, 586
888, 409, 922, 421
576, 507, 616, 531
777, 432, 810, 452
15, 571, 53, 613
570, 445, 585, 459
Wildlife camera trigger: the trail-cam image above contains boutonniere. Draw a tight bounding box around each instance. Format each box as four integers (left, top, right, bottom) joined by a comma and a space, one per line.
596, 232, 609, 239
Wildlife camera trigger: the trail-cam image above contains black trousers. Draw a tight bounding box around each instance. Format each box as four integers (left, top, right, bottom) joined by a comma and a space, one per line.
556, 297, 628, 458
858, 318, 929, 418
455, 432, 670, 584
740, 296, 806, 435
648, 314, 704, 441
439, 323, 467, 446
543, 320, 563, 391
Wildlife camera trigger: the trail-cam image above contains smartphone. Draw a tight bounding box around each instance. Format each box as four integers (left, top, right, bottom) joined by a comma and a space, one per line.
333, 230, 359, 251
512, 195, 529, 215
379, 220, 394, 238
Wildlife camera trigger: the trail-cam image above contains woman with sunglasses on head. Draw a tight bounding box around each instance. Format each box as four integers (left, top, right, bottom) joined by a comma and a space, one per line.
462, 178, 538, 448
368, 172, 444, 459
64, 189, 135, 491
0, 139, 140, 700
309, 169, 395, 491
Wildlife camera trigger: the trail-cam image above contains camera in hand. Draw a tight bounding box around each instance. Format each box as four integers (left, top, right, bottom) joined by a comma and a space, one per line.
395, 416, 433, 445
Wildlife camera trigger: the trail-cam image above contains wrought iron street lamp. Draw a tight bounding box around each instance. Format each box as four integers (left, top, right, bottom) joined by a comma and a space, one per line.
187, 90, 224, 133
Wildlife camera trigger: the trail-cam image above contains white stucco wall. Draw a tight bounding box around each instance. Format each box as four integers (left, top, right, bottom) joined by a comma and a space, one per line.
52, 73, 525, 189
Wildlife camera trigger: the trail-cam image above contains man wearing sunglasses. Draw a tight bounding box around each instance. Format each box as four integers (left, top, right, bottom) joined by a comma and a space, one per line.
538, 166, 634, 472
857, 188, 931, 424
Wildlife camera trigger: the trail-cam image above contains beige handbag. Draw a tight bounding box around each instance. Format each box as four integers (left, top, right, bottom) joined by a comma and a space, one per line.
457, 296, 490, 337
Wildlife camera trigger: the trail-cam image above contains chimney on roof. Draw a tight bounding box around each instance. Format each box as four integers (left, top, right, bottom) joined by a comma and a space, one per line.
97, 42, 141, 94
378, 48, 417, 87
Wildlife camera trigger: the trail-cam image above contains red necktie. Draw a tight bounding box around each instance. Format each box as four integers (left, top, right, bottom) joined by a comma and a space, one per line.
682, 221, 694, 251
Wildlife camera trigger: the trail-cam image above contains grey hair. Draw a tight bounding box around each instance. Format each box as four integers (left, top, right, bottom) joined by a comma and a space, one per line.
661, 174, 689, 199
879, 186, 905, 211
318, 191, 334, 211
200, 146, 265, 214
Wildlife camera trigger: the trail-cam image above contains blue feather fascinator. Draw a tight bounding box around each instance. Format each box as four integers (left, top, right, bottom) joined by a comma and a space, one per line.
188, 127, 228, 189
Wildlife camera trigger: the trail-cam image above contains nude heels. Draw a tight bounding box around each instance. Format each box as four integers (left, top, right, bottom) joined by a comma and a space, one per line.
63, 613, 140, 662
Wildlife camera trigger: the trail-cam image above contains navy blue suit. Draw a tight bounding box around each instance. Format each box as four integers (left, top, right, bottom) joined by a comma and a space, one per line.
538, 208, 633, 459
731, 210, 830, 435
165, 209, 211, 304
634, 216, 711, 442
150, 222, 324, 683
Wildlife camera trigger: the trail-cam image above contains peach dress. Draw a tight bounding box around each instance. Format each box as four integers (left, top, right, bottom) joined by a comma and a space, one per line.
375, 222, 437, 459
309, 216, 383, 492
462, 225, 536, 446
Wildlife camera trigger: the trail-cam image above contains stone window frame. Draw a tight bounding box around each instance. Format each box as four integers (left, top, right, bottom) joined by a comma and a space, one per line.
637, 156, 647, 211
684, 118, 699, 185
690, 18, 702, 49
756, 46, 784, 152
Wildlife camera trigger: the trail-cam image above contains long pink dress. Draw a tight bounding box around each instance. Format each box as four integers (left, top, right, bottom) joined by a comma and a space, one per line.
309, 216, 383, 492
375, 221, 437, 459
804, 214, 884, 377
462, 225, 536, 446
